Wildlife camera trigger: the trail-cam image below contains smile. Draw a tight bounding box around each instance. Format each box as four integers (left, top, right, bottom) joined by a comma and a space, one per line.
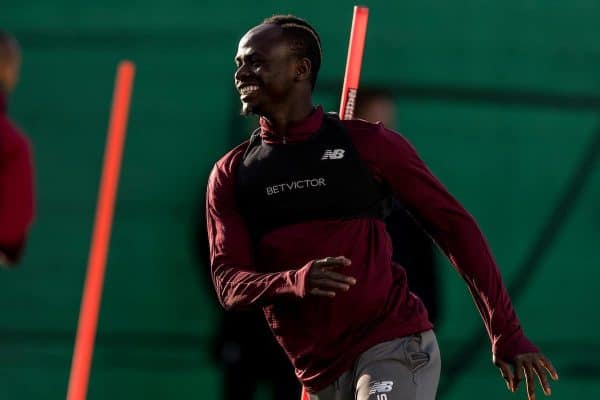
239, 85, 260, 96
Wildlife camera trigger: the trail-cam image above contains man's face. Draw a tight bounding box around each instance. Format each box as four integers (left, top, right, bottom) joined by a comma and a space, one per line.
234, 24, 298, 116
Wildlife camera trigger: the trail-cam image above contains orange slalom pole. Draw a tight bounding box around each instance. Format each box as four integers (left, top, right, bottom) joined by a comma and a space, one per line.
66, 60, 135, 400
338, 5, 369, 120
301, 387, 310, 400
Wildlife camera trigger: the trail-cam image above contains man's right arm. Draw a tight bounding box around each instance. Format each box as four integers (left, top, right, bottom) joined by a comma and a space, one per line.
206, 159, 313, 310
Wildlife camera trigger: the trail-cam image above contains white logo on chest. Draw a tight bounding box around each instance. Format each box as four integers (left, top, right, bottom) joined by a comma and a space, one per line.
321, 149, 345, 160
265, 178, 327, 196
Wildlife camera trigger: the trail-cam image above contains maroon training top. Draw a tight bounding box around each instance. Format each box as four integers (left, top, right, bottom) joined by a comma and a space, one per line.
206, 106, 537, 392
0, 93, 35, 263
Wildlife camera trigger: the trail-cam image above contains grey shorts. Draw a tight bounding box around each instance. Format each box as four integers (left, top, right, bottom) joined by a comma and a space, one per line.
309, 330, 441, 400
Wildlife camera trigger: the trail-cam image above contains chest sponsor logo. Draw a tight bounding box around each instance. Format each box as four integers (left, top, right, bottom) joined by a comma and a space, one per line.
321, 149, 345, 160
266, 177, 326, 196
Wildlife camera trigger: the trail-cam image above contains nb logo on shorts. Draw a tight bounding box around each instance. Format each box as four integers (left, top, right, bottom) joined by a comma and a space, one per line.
368, 380, 394, 395
321, 149, 345, 160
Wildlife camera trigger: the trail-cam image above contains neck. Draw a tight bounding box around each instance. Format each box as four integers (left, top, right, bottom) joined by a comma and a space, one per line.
262, 95, 313, 135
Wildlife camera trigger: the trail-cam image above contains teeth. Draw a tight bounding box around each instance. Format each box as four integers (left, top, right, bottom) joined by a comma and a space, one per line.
240, 85, 259, 95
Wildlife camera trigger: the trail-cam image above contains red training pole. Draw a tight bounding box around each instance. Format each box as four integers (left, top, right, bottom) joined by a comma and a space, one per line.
66, 60, 135, 400
301, 386, 310, 400
338, 5, 369, 120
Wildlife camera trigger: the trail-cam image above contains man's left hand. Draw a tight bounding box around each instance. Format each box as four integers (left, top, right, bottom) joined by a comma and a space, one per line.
494, 352, 559, 400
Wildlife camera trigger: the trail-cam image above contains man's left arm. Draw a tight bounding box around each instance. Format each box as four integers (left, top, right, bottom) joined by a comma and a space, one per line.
362, 125, 558, 398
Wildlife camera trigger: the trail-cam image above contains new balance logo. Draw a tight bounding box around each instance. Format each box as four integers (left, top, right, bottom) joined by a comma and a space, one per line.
368, 381, 394, 395
321, 149, 345, 160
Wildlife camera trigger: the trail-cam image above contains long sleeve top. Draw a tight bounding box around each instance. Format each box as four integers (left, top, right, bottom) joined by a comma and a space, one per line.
206, 107, 537, 391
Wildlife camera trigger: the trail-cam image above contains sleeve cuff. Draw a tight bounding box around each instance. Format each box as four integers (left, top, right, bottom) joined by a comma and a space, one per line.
294, 261, 315, 298
493, 331, 540, 362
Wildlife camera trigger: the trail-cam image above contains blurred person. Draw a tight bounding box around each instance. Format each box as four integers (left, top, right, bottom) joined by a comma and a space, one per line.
212, 308, 302, 400
353, 87, 439, 324
0, 31, 35, 267
206, 15, 558, 400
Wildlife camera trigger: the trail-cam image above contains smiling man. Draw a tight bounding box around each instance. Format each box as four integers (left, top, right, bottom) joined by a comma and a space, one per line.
206, 15, 558, 400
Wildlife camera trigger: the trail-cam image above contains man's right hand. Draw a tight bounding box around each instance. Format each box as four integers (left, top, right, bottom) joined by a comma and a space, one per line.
307, 256, 356, 297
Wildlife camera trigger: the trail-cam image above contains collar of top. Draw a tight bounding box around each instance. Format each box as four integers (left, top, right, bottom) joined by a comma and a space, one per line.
259, 106, 325, 144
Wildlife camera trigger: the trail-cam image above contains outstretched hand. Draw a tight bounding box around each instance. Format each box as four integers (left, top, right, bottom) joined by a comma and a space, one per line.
307, 256, 356, 297
494, 353, 559, 400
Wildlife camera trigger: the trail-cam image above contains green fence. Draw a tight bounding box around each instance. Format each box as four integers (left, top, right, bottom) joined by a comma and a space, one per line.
1, 0, 599, 398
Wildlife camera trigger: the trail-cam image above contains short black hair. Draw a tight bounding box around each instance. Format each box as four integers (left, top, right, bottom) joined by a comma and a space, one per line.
354, 86, 395, 117
262, 14, 322, 89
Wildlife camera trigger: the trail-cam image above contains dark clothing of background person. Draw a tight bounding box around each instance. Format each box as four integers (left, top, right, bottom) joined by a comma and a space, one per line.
0, 92, 34, 265
385, 200, 439, 324
216, 309, 301, 400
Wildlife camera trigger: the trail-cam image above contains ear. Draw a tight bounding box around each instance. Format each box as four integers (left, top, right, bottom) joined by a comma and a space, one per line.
294, 57, 312, 83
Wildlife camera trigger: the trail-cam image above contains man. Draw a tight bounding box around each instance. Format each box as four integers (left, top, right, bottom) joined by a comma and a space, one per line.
0, 31, 35, 267
353, 87, 439, 324
206, 15, 558, 400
